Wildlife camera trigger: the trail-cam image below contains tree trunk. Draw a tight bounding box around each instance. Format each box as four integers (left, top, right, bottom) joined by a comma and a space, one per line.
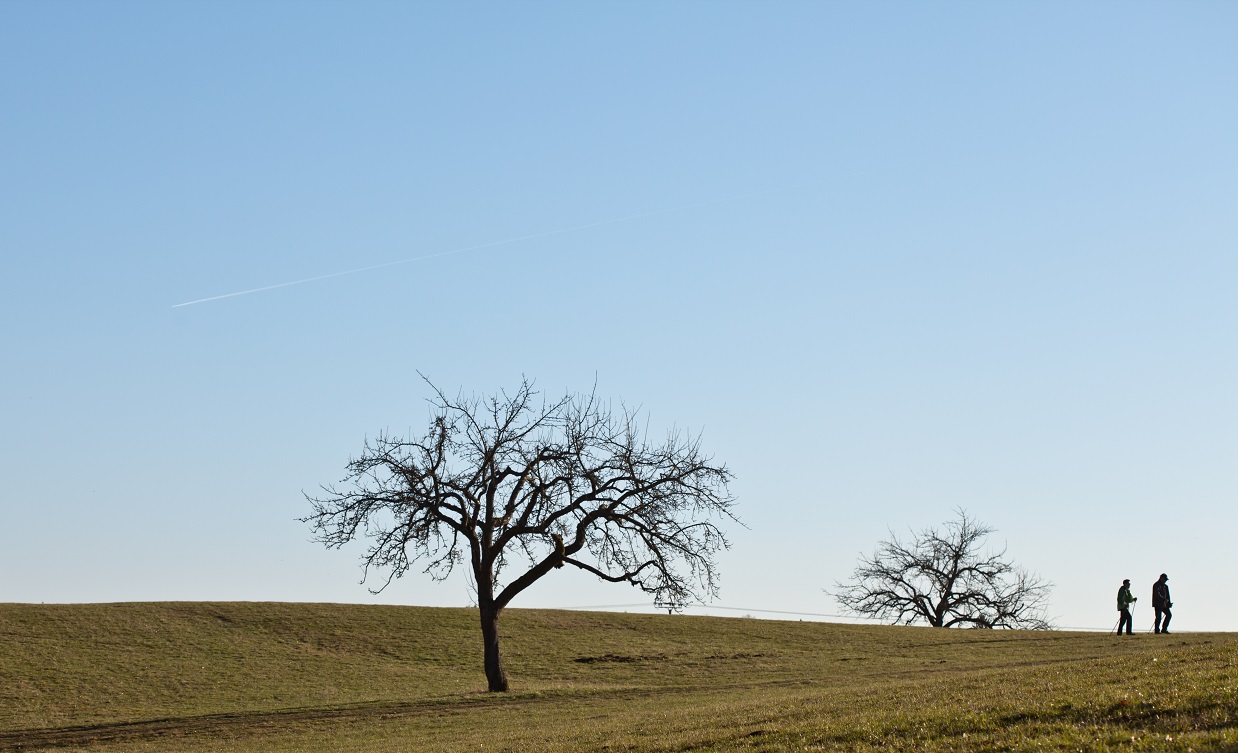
478, 601, 508, 692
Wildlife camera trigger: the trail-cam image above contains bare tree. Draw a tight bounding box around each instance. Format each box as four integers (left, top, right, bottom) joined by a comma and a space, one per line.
303, 377, 736, 691
834, 510, 1052, 629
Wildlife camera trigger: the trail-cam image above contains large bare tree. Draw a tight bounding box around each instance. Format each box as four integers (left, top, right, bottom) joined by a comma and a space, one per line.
303, 378, 736, 691
834, 510, 1052, 629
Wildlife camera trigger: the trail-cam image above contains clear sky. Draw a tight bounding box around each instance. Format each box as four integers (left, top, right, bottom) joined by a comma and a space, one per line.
2, 2, 1234, 631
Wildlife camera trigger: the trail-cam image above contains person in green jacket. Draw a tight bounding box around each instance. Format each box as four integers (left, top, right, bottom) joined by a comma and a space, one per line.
1116, 578, 1137, 635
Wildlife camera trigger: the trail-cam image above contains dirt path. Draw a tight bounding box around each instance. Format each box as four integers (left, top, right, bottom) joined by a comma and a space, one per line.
0, 677, 834, 752
0, 657, 1096, 751
0, 697, 499, 751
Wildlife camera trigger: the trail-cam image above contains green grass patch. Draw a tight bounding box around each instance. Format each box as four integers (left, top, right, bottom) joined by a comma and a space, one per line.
1, 602, 1234, 751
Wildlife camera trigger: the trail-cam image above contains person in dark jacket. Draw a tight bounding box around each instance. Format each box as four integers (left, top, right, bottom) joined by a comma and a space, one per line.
1152, 573, 1172, 634
1116, 579, 1136, 635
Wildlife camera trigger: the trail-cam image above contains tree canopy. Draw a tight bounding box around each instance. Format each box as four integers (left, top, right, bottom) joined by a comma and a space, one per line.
304, 378, 737, 690
834, 510, 1052, 629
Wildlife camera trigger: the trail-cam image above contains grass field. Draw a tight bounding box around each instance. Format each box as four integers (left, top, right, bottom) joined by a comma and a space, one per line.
1, 602, 1234, 752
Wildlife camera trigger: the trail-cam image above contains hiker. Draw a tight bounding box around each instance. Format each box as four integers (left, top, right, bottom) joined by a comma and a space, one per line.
1116, 579, 1136, 635
1153, 573, 1172, 634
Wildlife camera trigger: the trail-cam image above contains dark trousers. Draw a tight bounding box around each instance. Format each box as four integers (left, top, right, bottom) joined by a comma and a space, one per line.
1155, 607, 1172, 633
1118, 609, 1133, 635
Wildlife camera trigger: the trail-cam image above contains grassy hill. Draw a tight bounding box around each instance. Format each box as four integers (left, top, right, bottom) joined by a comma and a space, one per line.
1, 602, 1234, 752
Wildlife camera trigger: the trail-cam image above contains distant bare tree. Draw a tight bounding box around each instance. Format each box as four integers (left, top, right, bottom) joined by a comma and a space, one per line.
834, 510, 1052, 629
303, 377, 736, 691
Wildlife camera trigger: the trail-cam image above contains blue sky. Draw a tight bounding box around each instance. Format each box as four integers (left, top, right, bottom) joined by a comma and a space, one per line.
2, 2, 1235, 631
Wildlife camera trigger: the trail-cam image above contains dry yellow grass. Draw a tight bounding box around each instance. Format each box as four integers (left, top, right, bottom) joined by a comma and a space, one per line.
1, 602, 1234, 751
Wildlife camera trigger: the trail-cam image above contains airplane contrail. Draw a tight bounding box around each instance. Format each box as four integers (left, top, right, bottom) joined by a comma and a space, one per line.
172, 183, 814, 308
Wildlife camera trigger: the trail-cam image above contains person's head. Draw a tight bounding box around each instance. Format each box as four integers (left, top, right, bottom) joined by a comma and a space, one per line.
1123, 579, 1130, 586
1159, 573, 1169, 582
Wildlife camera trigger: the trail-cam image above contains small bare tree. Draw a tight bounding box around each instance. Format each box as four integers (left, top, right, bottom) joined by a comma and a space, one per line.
834, 510, 1052, 629
303, 377, 736, 691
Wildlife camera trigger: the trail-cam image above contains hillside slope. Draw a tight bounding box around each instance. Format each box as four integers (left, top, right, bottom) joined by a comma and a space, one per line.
1, 602, 1234, 751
